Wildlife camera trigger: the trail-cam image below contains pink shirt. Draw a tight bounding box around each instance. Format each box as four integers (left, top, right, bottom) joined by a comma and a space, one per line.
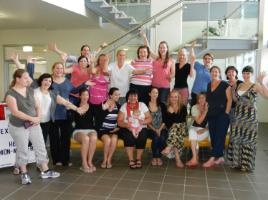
89, 73, 109, 105
130, 59, 153, 86
152, 59, 172, 88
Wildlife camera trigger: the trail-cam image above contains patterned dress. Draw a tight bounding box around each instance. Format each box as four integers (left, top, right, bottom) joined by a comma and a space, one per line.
227, 85, 258, 171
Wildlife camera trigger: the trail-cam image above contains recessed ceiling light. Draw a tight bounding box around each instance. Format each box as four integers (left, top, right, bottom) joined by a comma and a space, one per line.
23, 46, 33, 52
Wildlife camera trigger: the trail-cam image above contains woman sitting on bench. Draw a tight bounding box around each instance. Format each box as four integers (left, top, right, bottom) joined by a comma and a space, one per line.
186, 92, 209, 167
72, 88, 97, 173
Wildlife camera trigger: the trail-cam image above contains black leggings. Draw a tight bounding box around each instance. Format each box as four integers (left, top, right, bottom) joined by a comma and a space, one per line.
120, 128, 148, 149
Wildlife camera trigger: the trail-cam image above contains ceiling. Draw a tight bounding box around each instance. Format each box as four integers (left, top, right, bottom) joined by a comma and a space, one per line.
0, 0, 100, 30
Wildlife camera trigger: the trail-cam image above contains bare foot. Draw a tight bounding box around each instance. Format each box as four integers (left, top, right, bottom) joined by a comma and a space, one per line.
186, 159, 199, 167
151, 158, 157, 166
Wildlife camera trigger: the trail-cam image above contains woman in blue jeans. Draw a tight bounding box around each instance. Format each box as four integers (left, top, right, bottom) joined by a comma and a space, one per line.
203, 66, 232, 168
147, 88, 168, 166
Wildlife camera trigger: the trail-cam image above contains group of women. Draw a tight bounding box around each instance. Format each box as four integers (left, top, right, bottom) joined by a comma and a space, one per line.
6, 37, 268, 185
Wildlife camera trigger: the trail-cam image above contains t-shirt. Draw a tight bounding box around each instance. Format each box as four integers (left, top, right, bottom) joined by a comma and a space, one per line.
191, 105, 207, 128
152, 59, 173, 88
108, 63, 134, 97
192, 61, 211, 94
5, 87, 37, 127
207, 81, 229, 117
52, 79, 74, 120
120, 102, 149, 128
130, 59, 153, 86
174, 63, 191, 89
34, 88, 52, 123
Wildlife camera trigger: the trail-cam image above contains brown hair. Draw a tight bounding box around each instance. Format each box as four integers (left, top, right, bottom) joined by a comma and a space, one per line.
9, 68, 27, 88
158, 41, 170, 68
210, 65, 222, 79
137, 45, 150, 59
96, 54, 106, 66
203, 53, 214, 61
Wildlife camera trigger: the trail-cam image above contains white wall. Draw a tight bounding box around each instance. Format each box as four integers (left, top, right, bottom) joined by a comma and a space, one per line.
150, 0, 182, 51
0, 25, 125, 100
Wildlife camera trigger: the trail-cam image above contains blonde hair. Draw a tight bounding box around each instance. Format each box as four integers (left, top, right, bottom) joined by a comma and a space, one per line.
167, 90, 184, 113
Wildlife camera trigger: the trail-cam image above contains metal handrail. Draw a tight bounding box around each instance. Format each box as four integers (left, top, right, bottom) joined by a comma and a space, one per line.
102, 0, 184, 50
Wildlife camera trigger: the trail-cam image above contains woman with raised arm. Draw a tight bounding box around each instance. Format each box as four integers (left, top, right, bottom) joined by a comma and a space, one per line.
161, 90, 188, 168
203, 66, 232, 168
98, 87, 121, 169
89, 54, 110, 131
189, 41, 212, 108
227, 66, 265, 172
5, 69, 60, 185
140, 31, 175, 104
147, 87, 168, 166
117, 89, 152, 169
186, 92, 209, 167
130, 45, 153, 104
48, 43, 107, 65
72, 88, 97, 173
174, 48, 194, 105
63, 55, 91, 104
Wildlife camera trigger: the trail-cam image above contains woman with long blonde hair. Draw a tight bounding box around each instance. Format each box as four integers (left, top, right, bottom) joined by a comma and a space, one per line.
161, 90, 188, 168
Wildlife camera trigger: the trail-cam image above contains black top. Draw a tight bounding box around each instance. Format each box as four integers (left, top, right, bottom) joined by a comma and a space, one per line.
193, 116, 207, 128
229, 80, 243, 108
174, 63, 191, 89
207, 81, 229, 117
73, 106, 94, 129
164, 105, 187, 129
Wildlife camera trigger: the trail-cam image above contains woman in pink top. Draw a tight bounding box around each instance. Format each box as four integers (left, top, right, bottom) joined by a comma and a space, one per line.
89, 54, 110, 130
151, 41, 175, 104
141, 32, 175, 104
130, 45, 153, 104
64, 55, 91, 104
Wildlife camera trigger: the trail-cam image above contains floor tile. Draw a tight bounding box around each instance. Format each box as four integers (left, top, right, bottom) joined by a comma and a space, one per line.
109, 188, 135, 199
138, 181, 162, 192
133, 190, 159, 200
160, 183, 184, 194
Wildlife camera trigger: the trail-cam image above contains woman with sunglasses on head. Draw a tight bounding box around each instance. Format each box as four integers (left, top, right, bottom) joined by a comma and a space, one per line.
227, 66, 265, 172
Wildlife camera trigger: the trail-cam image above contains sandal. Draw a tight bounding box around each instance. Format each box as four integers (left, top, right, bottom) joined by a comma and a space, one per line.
80, 167, 92, 173
101, 162, 107, 169
128, 160, 136, 169
106, 163, 112, 169
136, 160, 142, 169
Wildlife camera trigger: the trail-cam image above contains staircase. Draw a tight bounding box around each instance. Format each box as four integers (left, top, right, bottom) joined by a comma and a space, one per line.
85, 0, 139, 30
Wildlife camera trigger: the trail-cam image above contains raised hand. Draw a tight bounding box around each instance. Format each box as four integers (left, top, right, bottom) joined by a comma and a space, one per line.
48, 43, 58, 52
257, 71, 266, 84
9, 52, 19, 62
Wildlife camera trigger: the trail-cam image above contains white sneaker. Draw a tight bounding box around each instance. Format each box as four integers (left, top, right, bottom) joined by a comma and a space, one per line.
21, 173, 32, 185
41, 170, 60, 179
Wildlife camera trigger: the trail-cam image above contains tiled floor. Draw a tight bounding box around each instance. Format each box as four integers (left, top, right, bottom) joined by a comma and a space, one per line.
1, 123, 268, 200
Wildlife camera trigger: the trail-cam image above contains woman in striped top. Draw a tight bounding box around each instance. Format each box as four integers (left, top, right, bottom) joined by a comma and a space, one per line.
98, 87, 121, 169
130, 45, 153, 104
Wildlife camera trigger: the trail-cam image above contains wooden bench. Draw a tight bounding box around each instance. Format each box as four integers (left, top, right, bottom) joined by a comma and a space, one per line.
70, 135, 230, 149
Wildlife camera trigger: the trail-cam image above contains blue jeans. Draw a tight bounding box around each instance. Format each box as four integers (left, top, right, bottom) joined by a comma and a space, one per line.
208, 113, 230, 158
157, 88, 170, 104
149, 129, 168, 158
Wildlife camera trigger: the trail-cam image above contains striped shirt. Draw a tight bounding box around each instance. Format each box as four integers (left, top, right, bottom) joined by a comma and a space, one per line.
130, 59, 153, 86
99, 105, 119, 132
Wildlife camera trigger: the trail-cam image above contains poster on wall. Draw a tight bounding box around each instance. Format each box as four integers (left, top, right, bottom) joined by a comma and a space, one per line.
0, 120, 35, 168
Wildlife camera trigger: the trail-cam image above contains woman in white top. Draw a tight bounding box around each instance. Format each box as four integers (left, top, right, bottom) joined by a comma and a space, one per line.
186, 92, 209, 167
